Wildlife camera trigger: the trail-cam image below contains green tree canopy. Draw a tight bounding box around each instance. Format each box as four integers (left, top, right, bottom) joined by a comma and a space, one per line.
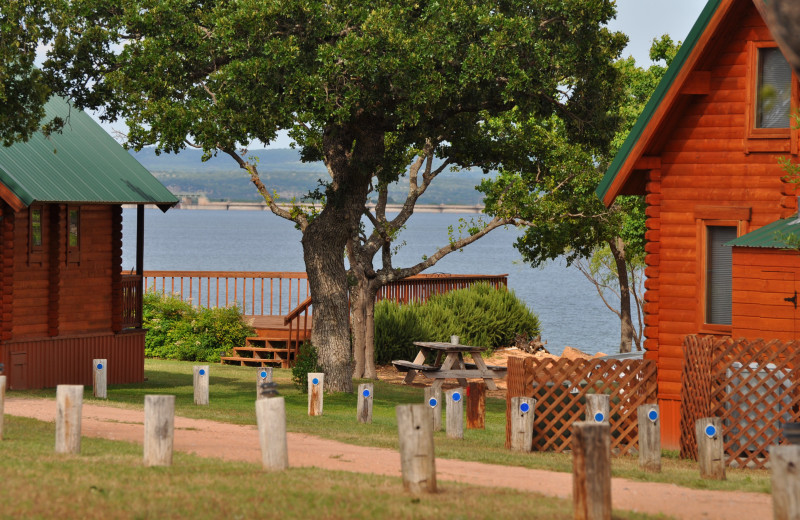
44, 0, 627, 390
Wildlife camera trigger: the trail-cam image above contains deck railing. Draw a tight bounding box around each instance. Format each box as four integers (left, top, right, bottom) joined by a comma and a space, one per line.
141, 271, 508, 357
121, 274, 143, 329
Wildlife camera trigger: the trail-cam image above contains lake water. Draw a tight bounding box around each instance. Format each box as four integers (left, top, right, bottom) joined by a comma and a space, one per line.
121, 208, 621, 356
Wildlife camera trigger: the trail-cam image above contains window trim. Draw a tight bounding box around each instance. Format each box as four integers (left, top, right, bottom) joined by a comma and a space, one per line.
745, 41, 798, 153
696, 218, 748, 335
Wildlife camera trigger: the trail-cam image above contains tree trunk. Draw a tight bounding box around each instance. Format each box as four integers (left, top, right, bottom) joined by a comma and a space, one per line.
303, 220, 354, 392
364, 285, 378, 379
350, 278, 368, 379
609, 238, 633, 354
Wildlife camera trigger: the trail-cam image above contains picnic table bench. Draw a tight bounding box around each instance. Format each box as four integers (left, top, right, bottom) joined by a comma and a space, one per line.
392, 341, 507, 391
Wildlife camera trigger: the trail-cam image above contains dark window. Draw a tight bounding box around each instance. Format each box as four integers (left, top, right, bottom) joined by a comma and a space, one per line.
756, 47, 792, 129
706, 226, 737, 325
67, 207, 80, 263
30, 208, 42, 250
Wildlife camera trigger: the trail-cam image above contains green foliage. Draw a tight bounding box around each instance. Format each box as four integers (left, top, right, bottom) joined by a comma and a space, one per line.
291, 342, 319, 392
143, 292, 253, 363
374, 283, 540, 364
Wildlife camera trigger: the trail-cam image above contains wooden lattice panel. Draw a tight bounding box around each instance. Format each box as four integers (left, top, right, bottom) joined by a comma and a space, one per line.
679, 335, 715, 460
505, 357, 657, 454
680, 335, 800, 470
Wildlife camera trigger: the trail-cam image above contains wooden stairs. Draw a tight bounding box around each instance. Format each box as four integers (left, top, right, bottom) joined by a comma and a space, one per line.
220, 315, 312, 369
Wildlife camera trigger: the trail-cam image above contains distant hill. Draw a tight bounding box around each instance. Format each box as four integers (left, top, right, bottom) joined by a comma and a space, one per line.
130, 147, 492, 205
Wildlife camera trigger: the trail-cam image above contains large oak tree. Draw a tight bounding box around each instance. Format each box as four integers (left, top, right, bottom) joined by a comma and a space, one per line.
44, 0, 625, 391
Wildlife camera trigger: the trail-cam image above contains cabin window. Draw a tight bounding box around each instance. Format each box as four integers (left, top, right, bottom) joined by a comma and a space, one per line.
705, 225, 736, 326
756, 47, 792, 129
30, 208, 42, 250
67, 206, 80, 263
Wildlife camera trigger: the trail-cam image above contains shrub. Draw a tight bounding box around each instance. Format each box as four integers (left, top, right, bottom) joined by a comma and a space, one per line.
374, 282, 540, 364
291, 342, 319, 392
143, 292, 253, 362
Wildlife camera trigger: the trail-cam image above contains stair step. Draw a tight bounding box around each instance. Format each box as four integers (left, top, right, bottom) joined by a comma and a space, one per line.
235, 346, 292, 353
220, 356, 286, 368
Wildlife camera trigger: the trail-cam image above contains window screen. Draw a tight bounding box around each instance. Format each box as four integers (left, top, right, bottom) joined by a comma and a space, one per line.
706, 226, 736, 325
756, 47, 791, 129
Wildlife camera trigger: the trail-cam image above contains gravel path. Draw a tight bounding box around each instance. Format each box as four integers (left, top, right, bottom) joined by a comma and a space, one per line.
5, 397, 772, 520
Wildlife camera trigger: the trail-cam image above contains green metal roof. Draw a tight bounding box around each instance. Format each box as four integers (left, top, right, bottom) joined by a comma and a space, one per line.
596, 0, 723, 203
727, 216, 800, 248
0, 96, 177, 210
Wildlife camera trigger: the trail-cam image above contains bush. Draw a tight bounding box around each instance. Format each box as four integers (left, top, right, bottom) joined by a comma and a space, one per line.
374, 282, 540, 364
291, 342, 319, 392
143, 292, 254, 362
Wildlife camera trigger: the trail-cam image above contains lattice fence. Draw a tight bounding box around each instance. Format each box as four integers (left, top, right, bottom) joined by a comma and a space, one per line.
681, 335, 800, 469
506, 356, 657, 454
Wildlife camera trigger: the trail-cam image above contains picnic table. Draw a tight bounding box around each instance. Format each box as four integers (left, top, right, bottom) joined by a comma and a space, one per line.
392, 341, 507, 391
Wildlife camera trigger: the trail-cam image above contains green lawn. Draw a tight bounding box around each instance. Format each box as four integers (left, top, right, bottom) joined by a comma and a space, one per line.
12, 359, 772, 495
0, 415, 668, 520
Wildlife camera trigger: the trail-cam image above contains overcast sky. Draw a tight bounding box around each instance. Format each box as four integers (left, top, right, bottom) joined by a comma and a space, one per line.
91, 0, 709, 148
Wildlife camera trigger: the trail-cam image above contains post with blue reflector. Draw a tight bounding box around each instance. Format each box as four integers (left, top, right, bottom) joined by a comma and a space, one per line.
510, 396, 536, 452
637, 403, 661, 472
256, 368, 273, 400
446, 388, 464, 439
585, 394, 610, 425
93, 358, 107, 399
357, 383, 373, 424
396, 404, 437, 494
424, 387, 442, 432
695, 417, 725, 480
193, 365, 209, 405
308, 372, 324, 416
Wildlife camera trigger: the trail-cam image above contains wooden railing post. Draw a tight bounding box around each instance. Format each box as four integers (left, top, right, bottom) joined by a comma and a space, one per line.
586, 394, 610, 424
446, 388, 464, 439
696, 417, 725, 480
572, 421, 612, 520
510, 397, 536, 452
396, 404, 437, 494
256, 396, 289, 471
308, 373, 324, 416
93, 359, 107, 399
55, 385, 83, 454
144, 395, 175, 467
257, 368, 273, 400
357, 383, 373, 424
637, 404, 661, 473
424, 387, 442, 432
193, 365, 209, 405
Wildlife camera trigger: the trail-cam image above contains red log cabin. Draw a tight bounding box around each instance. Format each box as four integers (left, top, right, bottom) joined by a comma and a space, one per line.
0, 96, 177, 390
598, 0, 800, 449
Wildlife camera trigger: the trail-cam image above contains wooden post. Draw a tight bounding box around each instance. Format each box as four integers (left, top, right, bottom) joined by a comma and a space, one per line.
396, 403, 437, 494
93, 359, 107, 399
0, 375, 5, 441
466, 381, 486, 429
696, 417, 725, 480
144, 395, 175, 467
357, 383, 373, 424
55, 385, 83, 454
510, 396, 536, 452
308, 372, 324, 416
255, 396, 289, 471
771, 444, 800, 520
193, 365, 209, 405
256, 368, 273, 400
585, 393, 610, 424
446, 387, 464, 439
637, 404, 661, 473
572, 421, 612, 520
424, 386, 442, 432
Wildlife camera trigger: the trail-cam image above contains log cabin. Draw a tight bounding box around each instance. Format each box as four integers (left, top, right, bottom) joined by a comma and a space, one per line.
0, 96, 177, 390
597, 0, 800, 449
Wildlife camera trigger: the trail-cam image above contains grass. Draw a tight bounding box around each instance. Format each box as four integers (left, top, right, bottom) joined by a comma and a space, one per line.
0, 415, 667, 520
12, 359, 772, 495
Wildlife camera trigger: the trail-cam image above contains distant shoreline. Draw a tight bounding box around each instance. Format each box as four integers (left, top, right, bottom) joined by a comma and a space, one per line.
159, 201, 486, 214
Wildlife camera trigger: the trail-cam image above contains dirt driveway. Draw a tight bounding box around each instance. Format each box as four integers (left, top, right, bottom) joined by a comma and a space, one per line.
5, 397, 771, 520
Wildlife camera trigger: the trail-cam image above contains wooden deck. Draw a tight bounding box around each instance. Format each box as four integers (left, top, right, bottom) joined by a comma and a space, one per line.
220, 314, 313, 368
